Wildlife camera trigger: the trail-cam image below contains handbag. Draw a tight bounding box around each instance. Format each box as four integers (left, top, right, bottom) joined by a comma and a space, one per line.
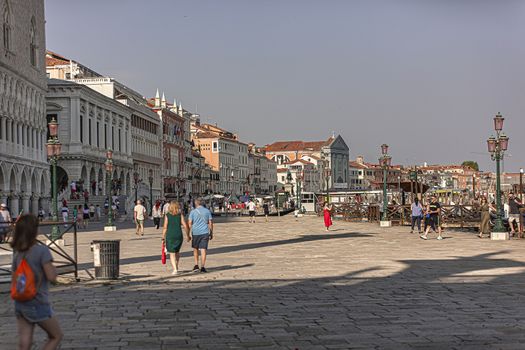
161, 241, 166, 265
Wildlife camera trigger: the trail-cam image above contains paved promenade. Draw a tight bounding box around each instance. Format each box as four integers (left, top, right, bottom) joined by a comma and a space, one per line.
2, 215, 525, 349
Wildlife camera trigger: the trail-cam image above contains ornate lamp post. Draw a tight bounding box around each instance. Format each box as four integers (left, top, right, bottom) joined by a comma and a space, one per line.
520, 168, 523, 203
148, 169, 153, 216
133, 171, 139, 204
104, 149, 116, 231
379, 144, 392, 227
487, 113, 509, 239
46, 118, 62, 240
296, 171, 303, 212
324, 167, 332, 205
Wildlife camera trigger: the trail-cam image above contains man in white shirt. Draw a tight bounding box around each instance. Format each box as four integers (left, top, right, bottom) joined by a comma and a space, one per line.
0, 203, 11, 243
133, 200, 146, 236
248, 199, 256, 223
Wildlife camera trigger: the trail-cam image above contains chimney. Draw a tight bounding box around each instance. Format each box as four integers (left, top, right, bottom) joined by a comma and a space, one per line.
356, 155, 364, 164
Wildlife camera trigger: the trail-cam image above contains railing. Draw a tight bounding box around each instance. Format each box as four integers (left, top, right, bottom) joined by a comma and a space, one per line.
325, 203, 483, 228
0, 220, 79, 283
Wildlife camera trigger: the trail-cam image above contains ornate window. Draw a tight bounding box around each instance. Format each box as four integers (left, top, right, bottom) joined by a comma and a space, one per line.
3, 1, 10, 52
30, 17, 37, 66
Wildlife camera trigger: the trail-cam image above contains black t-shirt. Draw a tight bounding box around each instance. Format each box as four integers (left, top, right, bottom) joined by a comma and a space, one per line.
428, 202, 441, 217
509, 199, 520, 214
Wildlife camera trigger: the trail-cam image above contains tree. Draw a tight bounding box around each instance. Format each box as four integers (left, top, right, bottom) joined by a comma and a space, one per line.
462, 161, 479, 171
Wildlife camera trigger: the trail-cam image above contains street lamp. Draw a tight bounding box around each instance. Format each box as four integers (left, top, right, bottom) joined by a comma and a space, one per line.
46, 117, 62, 240
487, 112, 509, 240
379, 144, 392, 227
104, 149, 116, 231
324, 167, 331, 204
520, 168, 523, 203
296, 171, 303, 212
148, 169, 153, 216
133, 171, 139, 204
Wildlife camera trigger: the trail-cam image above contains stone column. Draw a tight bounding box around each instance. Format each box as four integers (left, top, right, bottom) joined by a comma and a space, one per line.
31, 195, 39, 214
21, 193, 30, 214
10, 193, 19, 218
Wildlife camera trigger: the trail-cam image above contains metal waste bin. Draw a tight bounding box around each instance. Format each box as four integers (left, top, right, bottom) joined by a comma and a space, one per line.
91, 240, 120, 280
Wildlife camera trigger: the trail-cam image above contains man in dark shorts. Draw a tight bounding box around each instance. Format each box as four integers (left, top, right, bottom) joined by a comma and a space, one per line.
420, 196, 443, 240
188, 198, 213, 273
263, 202, 270, 222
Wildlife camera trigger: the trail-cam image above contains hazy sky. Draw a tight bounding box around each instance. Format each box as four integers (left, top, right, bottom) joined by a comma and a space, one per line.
45, 0, 525, 172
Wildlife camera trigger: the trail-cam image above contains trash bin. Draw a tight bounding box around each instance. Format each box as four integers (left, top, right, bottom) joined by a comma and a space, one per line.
91, 240, 120, 280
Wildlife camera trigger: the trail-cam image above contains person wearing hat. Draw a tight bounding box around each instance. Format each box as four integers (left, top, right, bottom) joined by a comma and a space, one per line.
0, 203, 11, 243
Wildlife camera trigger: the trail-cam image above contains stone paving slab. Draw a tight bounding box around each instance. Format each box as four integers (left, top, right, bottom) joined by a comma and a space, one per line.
2, 216, 525, 349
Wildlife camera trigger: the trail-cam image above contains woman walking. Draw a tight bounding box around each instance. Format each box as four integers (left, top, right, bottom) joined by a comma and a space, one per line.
82, 204, 90, 229
323, 202, 333, 232
479, 196, 494, 238
410, 198, 424, 234
11, 214, 63, 349
162, 201, 190, 274
152, 201, 162, 229
76, 205, 84, 229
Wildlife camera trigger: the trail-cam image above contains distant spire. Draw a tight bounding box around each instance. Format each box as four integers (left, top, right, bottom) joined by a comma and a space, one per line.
178, 101, 183, 116
154, 88, 160, 107
161, 92, 167, 108
173, 98, 177, 109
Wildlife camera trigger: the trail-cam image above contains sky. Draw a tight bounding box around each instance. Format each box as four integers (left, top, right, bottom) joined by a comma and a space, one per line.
44, 0, 525, 172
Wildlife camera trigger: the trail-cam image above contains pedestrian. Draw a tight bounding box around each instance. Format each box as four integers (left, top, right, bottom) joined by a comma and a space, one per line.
83, 189, 89, 204
162, 200, 170, 217
95, 205, 101, 222
188, 198, 213, 273
323, 202, 333, 232
0, 203, 12, 243
38, 207, 45, 222
103, 199, 109, 216
508, 193, 522, 237
70, 181, 76, 200
263, 201, 270, 222
152, 201, 162, 229
75, 205, 83, 228
11, 214, 63, 349
162, 201, 190, 275
420, 196, 443, 240
82, 204, 90, 229
410, 198, 424, 234
61, 205, 69, 227
134, 200, 146, 236
88, 203, 95, 220
479, 196, 494, 239
247, 199, 256, 223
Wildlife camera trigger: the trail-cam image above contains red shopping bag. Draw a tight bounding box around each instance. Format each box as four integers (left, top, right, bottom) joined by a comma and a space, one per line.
161, 241, 166, 265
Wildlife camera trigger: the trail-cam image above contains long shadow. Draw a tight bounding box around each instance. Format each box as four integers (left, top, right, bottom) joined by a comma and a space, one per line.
77, 231, 370, 270
20, 250, 525, 349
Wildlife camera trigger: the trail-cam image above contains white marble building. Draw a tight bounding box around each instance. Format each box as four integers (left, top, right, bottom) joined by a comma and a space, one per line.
0, 0, 49, 216
46, 79, 133, 207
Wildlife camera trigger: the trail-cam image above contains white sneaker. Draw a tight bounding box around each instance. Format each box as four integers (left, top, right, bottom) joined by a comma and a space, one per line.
437, 236, 443, 240
171, 270, 178, 275
419, 235, 427, 240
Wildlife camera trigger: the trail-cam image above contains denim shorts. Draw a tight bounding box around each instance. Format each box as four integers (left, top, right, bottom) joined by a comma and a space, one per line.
15, 300, 53, 323
192, 234, 210, 250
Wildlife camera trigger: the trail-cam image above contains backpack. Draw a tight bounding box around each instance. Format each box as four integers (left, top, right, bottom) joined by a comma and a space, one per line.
11, 253, 38, 302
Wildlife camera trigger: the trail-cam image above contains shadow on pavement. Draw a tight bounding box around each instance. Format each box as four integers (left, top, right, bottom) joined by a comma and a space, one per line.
33, 250, 525, 349
78, 231, 371, 270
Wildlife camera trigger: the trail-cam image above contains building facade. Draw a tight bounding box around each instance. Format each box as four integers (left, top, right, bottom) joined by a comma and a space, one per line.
46, 79, 133, 209
0, 0, 49, 216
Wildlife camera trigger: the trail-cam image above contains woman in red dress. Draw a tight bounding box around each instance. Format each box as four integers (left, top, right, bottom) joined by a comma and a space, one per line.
323, 202, 333, 231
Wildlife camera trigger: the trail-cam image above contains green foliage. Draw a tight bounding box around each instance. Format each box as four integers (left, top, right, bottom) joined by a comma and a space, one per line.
462, 161, 479, 171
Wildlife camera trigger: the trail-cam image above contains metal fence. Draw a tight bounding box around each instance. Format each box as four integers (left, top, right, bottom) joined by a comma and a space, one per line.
0, 220, 79, 283
324, 203, 482, 228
